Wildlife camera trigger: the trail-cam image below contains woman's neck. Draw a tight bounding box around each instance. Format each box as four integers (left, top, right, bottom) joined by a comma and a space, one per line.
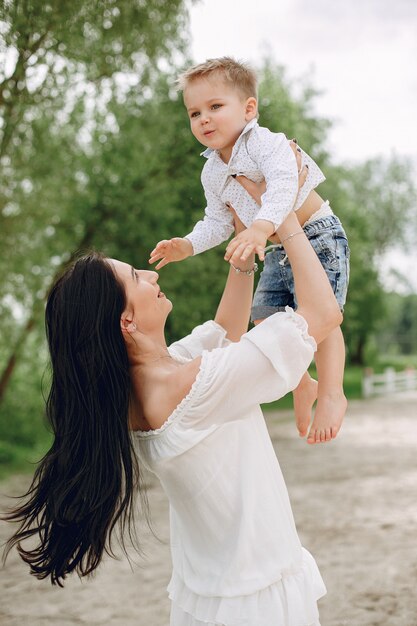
126, 330, 170, 368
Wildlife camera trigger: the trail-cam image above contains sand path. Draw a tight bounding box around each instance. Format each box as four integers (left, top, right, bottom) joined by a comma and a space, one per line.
1, 392, 417, 626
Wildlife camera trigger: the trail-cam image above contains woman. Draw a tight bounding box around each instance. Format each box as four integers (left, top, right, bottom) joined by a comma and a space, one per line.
3, 167, 341, 625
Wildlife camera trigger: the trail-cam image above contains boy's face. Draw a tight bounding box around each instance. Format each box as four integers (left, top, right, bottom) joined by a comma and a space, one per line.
183, 75, 257, 162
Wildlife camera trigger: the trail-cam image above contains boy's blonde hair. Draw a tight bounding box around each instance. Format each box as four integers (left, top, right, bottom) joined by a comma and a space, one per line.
177, 57, 258, 100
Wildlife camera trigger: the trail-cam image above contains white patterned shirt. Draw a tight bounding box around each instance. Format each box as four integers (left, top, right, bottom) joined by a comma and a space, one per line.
185, 119, 326, 255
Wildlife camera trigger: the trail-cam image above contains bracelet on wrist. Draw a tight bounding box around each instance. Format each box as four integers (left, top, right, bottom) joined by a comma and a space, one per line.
281, 230, 304, 244
230, 262, 258, 276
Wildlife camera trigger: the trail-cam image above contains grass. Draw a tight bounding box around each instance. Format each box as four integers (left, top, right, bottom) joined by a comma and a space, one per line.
263, 356, 417, 413
263, 364, 364, 412
0, 439, 51, 482
374, 354, 417, 371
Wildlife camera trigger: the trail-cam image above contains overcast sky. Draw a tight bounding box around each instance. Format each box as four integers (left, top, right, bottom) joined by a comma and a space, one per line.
189, 0, 417, 165
189, 0, 417, 291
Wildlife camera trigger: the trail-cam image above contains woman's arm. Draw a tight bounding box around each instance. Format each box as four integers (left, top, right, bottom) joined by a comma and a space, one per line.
214, 209, 255, 342
276, 214, 342, 344
235, 174, 342, 345
216, 144, 308, 342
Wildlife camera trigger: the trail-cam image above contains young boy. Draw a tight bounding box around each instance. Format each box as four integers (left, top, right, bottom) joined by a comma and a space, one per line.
149, 57, 350, 444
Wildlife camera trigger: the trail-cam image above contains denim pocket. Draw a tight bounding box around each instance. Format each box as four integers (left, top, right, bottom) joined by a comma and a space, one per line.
307, 225, 350, 309
310, 231, 340, 271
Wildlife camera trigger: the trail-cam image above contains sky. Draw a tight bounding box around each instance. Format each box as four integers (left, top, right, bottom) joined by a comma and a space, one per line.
188, 0, 417, 291
189, 0, 417, 164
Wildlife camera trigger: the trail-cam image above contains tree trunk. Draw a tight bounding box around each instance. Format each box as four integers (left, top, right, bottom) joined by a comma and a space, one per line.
350, 335, 366, 366
0, 205, 107, 406
0, 317, 36, 403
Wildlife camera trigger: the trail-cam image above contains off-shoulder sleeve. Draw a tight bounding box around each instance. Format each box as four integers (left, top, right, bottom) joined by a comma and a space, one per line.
181, 309, 316, 424
168, 320, 231, 360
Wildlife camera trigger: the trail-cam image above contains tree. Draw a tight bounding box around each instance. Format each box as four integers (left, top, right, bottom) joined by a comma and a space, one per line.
0, 0, 192, 404
0, 0, 189, 158
1, 47, 416, 459
377, 292, 417, 356
258, 59, 331, 162
257, 63, 417, 365
322, 157, 417, 364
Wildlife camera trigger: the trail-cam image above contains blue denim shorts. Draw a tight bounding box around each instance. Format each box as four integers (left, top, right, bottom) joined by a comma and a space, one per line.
251, 214, 350, 321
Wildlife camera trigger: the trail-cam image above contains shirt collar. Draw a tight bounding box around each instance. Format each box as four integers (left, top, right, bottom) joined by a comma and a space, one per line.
200, 119, 259, 159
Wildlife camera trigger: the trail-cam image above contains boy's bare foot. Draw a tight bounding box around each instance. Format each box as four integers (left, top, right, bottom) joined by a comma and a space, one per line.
307, 391, 347, 444
293, 376, 318, 437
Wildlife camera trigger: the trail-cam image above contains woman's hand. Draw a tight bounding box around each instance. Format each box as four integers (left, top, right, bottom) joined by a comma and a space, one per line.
235, 139, 308, 206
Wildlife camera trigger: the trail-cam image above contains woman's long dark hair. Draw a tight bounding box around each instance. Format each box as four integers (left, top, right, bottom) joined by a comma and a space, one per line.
2, 252, 144, 586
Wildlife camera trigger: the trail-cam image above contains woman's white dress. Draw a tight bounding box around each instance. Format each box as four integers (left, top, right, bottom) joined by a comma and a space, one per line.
133, 309, 326, 626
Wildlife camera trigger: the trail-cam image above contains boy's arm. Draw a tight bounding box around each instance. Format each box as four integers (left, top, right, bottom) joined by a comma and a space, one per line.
225, 137, 301, 265
253, 130, 299, 227
149, 237, 194, 270
150, 175, 234, 269
184, 183, 234, 256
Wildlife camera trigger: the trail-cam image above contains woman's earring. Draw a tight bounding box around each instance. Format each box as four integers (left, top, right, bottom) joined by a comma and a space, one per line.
121, 321, 137, 333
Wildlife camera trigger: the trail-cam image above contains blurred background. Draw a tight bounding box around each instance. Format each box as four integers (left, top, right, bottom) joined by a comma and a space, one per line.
0, 0, 416, 477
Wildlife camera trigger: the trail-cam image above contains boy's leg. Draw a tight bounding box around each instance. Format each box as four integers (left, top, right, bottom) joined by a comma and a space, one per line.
299, 214, 350, 444
306, 326, 347, 444
292, 372, 318, 438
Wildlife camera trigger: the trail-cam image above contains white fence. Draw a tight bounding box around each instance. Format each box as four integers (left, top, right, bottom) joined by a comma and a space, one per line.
362, 367, 417, 398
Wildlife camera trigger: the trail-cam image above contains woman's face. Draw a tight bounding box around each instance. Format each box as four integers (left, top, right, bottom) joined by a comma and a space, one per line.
110, 259, 172, 334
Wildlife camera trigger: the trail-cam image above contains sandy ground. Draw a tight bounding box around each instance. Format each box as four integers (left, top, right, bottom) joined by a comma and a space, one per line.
1, 392, 417, 626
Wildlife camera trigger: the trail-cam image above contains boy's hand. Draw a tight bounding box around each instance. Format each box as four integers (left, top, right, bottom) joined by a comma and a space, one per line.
224, 220, 273, 264
149, 237, 193, 270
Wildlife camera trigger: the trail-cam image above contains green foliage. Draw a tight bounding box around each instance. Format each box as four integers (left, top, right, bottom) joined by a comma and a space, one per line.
264, 364, 365, 413
258, 60, 331, 164
0, 0, 188, 88
258, 64, 417, 366
0, 0, 193, 468
376, 292, 417, 356
319, 156, 417, 364
0, 22, 416, 477
0, 440, 51, 480
0, 0, 192, 337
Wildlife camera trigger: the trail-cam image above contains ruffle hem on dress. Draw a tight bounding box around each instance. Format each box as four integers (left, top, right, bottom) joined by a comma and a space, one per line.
168, 547, 326, 626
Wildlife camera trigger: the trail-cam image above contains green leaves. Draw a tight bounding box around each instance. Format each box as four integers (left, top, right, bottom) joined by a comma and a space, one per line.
0, 27, 416, 459
0, 0, 192, 446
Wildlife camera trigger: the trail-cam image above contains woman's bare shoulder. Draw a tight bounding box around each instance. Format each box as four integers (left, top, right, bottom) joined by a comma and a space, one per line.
136, 356, 203, 432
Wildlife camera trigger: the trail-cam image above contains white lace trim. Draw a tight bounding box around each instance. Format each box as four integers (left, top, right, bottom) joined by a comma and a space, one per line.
132, 351, 209, 439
